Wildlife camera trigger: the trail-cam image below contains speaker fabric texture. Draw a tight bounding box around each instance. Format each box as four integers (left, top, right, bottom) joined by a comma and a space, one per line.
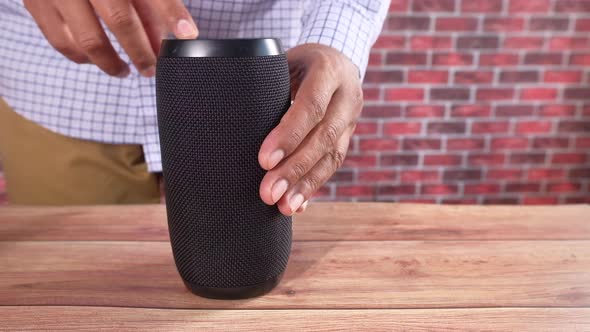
156, 39, 292, 299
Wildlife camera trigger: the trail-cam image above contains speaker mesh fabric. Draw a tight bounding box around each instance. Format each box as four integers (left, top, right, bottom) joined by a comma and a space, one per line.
156, 55, 292, 288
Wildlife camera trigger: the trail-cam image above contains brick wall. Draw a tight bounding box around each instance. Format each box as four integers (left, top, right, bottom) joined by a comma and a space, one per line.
318, 0, 590, 204
1, 0, 589, 205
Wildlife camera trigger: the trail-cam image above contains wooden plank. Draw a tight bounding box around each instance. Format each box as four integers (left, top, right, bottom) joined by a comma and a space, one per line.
1, 241, 588, 309
1, 307, 589, 331
0, 203, 588, 241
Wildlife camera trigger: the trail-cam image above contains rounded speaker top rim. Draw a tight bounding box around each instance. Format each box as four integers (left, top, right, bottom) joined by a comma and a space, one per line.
158, 38, 284, 58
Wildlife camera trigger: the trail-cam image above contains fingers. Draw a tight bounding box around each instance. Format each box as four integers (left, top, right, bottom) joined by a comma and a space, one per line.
278, 130, 352, 215
153, 0, 198, 39
258, 66, 340, 171
90, 0, 156, 77
24, 0, 88, 64
132, 0, 166, 54
58, 0, 129, 77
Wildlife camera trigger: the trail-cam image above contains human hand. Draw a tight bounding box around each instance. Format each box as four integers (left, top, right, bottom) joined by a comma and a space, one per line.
258, 43, 363, 216
24, 0, 198, 77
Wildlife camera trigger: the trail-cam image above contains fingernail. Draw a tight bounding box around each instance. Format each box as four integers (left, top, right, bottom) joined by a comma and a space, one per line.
117, 66, 130, 78
289, 193, 304, 214
140, 65, 156, 77
177, 19, 197, 38
301, 200, 309, 210
268, 149, 284, 169
271, 179, 289, 203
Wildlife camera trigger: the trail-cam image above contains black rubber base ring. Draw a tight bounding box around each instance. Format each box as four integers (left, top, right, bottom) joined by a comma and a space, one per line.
183, 273, 283, 300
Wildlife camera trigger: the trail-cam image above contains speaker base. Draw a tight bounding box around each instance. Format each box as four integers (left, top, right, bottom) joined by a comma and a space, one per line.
183, 273, 283, 300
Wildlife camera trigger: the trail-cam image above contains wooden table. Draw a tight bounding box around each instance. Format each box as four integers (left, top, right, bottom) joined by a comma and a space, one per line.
0, 203, 589, 331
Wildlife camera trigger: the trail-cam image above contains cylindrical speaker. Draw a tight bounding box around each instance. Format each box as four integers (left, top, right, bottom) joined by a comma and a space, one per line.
156, 38, 292, 299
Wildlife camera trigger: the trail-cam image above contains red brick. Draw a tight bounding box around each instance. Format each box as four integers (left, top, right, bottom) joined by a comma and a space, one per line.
509, 0, 550, 12
495, 105, 535, 117
532, 137, 570, 148
337, 185, 374, 197
436, 17, 478, 31
313, 186, 332, 198
506, 182, 541, 193
479, 53, 519, 66
487, 169, 523, 180
372, 35, 406, 49
575, 137, 590, 148
547, 182, 583, 193
555, 0, 590, 12
385, 52, 428, 65
539, 104, 576, 117
520, 88, 558, 101
558, 121, 590, 133
413, 0, 455, 12
504, 37, 544, 50
385, 88, 425, 101
379, 185, 417, 196
428, 121, 467, 134
362, 87, 380, 101
431, 88, 470, 100
492, 138, 529, 150
564, 88, 590, 100
408, 70, 449, 83
389, 0, 408, 12
330, 170, 355, 182
343, 155, 377, 168
397, 198, 437, 203
454, 71, 494, 84
421, 184, 459, 195
442, 198, 479, 204
552, 153, 587, 164
457, 36, 499, 49
528, 168, 566, 180
484, 17, 525, 31
380, 154, 420, 166
451, 104, 491, 117
529, 18, 570, 31
400, 170, 440, 183
570, 168, 590, 178
465, 184, 501, 194
447, 138, 485, 150
368, 52, 382, 66
549, 37, 590, 50
484, 197, 520, 204
510, 153, 546, 164
499, 70, 539, 83
386, 16, 431, 30
569, 53, 590, 65
444, 169, 482, 181
383, 122, 422, 135
462, 0, 502, 12
471, 121, 509, 134
402, 138, 441, 150
468, 153, 506, 165
433, 53, 473, 66
410, 36, 453, 50
405, 105, 445, 118
524, 53, 563, 65
359, 138, 399, 151
575, 18, 590, 31
353, 122, 378, 135
361, 106, 402, 119
477, 88, 515, 101
364, 70, 404, 84
424, 154, 462, 166
565, 197, 590, 204
523, 197, 559, 205
544, 71, 582, 83
515, 121, 552, 133
359, 170, 397, 182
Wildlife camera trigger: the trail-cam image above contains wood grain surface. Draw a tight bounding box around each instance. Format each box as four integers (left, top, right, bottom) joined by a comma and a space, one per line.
0, 203, 588, 330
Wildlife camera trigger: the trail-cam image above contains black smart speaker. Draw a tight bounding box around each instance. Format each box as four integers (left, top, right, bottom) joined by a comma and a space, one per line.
156, 38, 292, 299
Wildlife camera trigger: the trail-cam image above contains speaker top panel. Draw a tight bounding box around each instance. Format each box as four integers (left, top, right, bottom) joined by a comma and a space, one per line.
159, 38, 284, 58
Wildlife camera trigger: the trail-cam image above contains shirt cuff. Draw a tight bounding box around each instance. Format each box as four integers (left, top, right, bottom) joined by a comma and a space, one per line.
297, 0, 389, 79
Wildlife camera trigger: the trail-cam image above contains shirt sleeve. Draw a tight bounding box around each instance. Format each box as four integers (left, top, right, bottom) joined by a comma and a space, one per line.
297, 0, 390, 78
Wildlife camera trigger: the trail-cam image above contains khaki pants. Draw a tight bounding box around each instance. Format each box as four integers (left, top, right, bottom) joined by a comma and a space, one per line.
0, 99, 160, 205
